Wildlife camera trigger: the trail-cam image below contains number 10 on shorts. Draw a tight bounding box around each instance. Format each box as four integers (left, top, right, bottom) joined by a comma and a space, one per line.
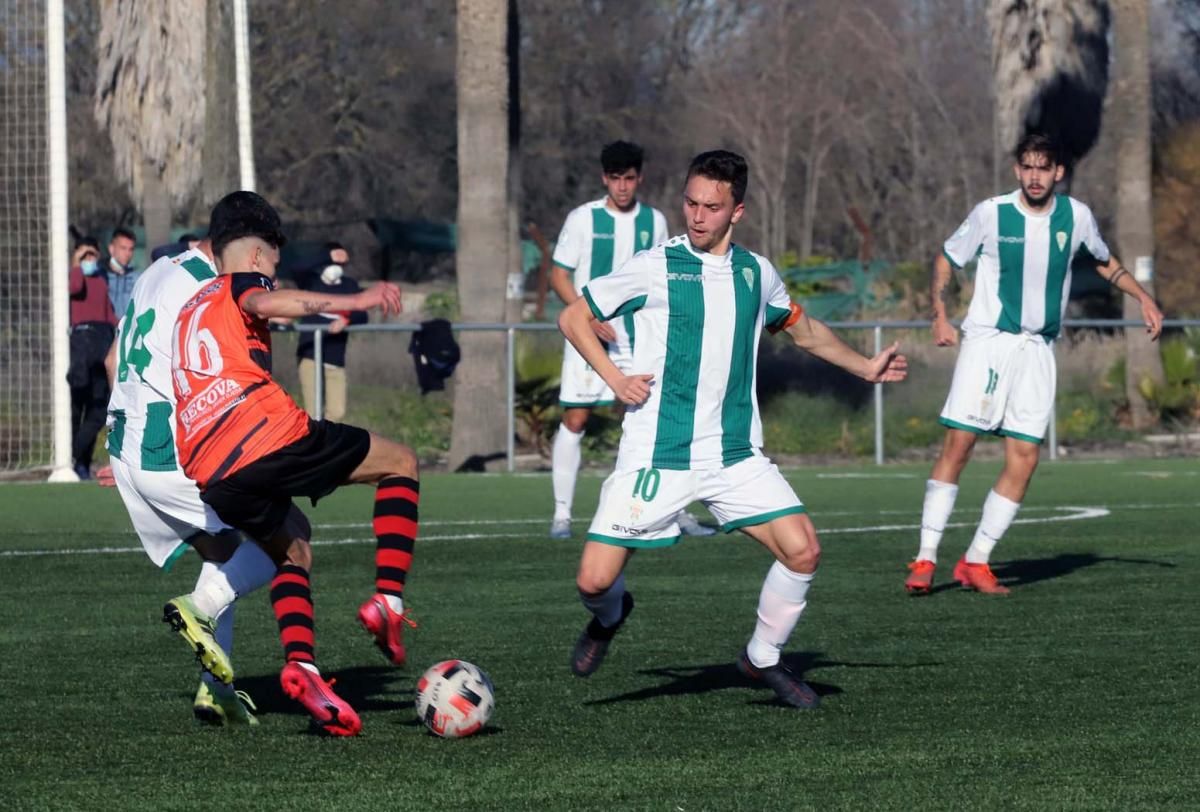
632, 468, 661, 501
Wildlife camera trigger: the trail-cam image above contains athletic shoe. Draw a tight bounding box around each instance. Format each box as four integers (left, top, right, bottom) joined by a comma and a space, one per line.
677, 512, 717, 537
163, 595, 234, 685
737, 651, 821, 709
193, 682, 259, 726
357, 594, 417, 666
571, 591, 634, 677
549, 518, 573, 540
904, 559, 937, 594
279, 662, 362, 736
953, 558, 1010, 595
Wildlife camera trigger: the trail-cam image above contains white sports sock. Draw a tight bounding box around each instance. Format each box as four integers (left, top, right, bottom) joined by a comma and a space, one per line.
190, 540, 277, 618
383, 594, 404, 614
201, 604, 236, 690
580, 573, 626, 628
747, 562, 814, 668
965, 489, 1021, 564
917, 479, 959, 563
551, 425, 584, 521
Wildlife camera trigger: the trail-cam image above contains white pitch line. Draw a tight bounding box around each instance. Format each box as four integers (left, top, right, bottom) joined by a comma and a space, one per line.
1, 506, 1112, 559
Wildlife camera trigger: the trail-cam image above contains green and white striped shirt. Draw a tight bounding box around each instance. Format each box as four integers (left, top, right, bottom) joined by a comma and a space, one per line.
554, 199, 668, 355
945, 191, 1109, 340
583, 235, 796, 471
106, 249, 218, 472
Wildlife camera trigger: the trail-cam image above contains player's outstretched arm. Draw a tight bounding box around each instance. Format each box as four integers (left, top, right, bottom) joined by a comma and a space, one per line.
930, 252, 958, 346
784, 312, 908, 384
1097, 255, 1163, 341
241, 282, 402, 320
558, 298, 653, 405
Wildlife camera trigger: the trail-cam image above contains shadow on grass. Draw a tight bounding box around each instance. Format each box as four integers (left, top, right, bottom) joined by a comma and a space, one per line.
586, 652, 938, 708
923, 552, 1176, 594
229, 664, 412, 717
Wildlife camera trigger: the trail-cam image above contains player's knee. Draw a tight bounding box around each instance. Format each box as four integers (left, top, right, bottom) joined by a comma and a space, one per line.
562, 411, 588, 434
781, 539, 820, 574
390, 443, 419, 480
576, 567, 619, 596
285, 539, 312, 570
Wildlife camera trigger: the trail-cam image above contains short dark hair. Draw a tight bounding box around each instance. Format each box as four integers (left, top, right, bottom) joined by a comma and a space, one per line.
111, 227, 136, 244
207, 191, 287, 257
179, 233, 199, 244
1014, 132, 1062, 166
600, 141, 644, 175
686, 150, 749, 204
76, 235, 100, 251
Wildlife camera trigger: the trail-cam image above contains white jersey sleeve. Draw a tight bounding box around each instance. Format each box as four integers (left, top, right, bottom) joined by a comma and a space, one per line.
1074, 201, 1111, 263
653, 209, 669, 245
552, 209, 585, 271
943, 202, 989, 268
762, 258, 798, 332
582, 252, 652, 322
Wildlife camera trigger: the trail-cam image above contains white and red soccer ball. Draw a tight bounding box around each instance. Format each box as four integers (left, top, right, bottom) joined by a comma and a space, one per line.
415, 659, 495, 738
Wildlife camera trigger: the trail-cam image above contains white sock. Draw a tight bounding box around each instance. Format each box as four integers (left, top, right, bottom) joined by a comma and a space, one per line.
965, 489, 1021, 564
580, 573, 626, 628
918, 479, 959, 563
384, 595, 404, 614
551, 425, 584, 521
190, 540, 277, 618
747, 562, 814, 668
201, 604, 236, 690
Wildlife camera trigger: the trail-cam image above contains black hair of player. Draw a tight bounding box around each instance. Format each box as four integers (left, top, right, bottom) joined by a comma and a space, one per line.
179, 233, 199, 243
686, 150, 749, 205
1014, 132, 1062, 166
111, 227, 136, 243
600, 141, 644, 175
76, 235, 100, 251
207, 191, 287, 257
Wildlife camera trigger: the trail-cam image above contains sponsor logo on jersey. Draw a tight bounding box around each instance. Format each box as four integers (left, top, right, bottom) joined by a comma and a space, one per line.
1056, 231, 1067, 251
592, 233, 615, 241
178, 377, 245, 433
665, 272, 704, 282
609, 523, 645, 536
996, 236, 1025, 244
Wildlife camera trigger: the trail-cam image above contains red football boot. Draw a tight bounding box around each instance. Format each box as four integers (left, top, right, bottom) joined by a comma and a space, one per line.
953, 558, 1010, 595
904, 559, 937, 594
357, 594, 417, 666
279, 662, 362, 736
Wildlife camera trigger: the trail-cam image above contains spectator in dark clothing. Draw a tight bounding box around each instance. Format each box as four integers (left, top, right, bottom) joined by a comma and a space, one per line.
150, 232, 200, 262
105, 227, 139, 318
68, 237, 118, 480
295, 242, 370, 421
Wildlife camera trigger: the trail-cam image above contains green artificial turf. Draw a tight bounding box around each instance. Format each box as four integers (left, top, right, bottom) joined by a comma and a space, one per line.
2, 459, 1197, 810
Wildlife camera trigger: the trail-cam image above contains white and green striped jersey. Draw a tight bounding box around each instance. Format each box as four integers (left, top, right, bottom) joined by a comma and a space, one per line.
106, 249, 218, 472
582, 235, 796, 472
945, 190, 1109, 340
553, 199, 668, 353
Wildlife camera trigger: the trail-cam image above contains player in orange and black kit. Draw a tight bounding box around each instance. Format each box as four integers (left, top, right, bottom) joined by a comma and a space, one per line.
170, 191, 415, 736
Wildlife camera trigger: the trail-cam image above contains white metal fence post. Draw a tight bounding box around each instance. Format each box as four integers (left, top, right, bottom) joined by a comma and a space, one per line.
313, 329, 324, 420
874, 325, 884, 465
507, 327, 516, 472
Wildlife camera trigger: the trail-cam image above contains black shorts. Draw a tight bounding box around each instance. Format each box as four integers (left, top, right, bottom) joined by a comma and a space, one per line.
201, 419, 371, 542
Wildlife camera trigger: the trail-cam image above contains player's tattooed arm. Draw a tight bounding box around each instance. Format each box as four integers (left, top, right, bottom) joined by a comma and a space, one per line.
930, 253, 959, 347
240, 284, 401, 319
1097, 255, 1164, 340
301, 299, 334, 315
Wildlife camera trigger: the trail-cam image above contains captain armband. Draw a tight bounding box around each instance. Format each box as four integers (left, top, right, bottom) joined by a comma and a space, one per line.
767, 301, 805, 335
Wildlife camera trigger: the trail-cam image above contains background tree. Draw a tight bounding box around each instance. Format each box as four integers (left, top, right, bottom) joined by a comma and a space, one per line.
93, 0, 206, 250
450, 0, 512, 471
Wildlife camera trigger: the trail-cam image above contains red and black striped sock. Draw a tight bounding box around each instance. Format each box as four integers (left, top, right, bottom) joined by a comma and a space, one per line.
270, 564, 315, 664
373, 476, 419, 600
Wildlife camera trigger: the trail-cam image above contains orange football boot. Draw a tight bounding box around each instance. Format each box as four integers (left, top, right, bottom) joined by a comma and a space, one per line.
904, 559, 937, 594
953, 558, 1010, 595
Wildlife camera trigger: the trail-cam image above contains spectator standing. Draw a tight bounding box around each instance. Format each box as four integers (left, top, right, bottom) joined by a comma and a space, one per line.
105, 227, 140, 318
68, 237, 118, 479
295, 242, 370, 421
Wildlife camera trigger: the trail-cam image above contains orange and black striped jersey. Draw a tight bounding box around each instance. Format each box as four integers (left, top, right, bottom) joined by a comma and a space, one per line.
172, 272, 311, 488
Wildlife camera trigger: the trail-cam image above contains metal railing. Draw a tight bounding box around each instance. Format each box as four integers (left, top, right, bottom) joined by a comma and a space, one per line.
290, 318, 1199, 471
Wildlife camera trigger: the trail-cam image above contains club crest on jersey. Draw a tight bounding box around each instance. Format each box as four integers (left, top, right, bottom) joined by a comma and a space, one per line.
639, 230, 650, 248
740, 267, 755, 289
1056, 231, 1067, 251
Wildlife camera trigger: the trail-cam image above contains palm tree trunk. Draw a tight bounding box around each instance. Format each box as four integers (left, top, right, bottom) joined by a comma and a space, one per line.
142, 160, 171, 255
201, 0, 238, 216
504, 0, 524, 324
450, 0, 511, 471
1111, 0, 1164, 429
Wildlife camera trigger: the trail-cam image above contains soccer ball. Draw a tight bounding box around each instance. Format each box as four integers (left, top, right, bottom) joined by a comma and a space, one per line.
415, 659, 495, 738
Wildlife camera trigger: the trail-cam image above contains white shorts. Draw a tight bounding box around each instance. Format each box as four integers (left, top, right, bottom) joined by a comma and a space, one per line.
586, 456, 806, 548
558, 336, 633, 408
110, 456, 231, 569
939, 331, 1056, 444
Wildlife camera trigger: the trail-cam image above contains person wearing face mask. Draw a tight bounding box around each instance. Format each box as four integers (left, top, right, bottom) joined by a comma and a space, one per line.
295, 242, 369, 422
105, 226, 141, 317
68, 236, 118, 480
